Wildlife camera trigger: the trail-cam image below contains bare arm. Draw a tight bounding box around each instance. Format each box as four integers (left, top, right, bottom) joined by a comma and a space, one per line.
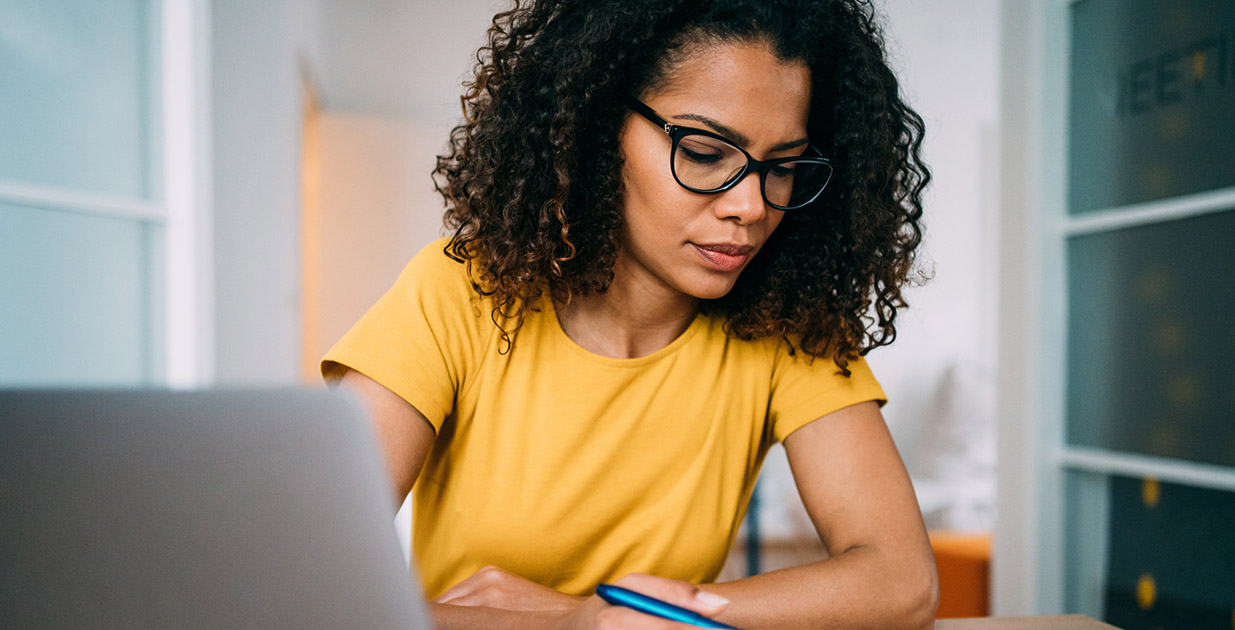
430, 572, 731, 630
704, 400, 939, 630
337, 368, 436, 505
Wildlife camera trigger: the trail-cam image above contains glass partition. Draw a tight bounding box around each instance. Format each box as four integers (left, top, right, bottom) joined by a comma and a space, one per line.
0, 0, 158, 199
1069, 0, 1235, 214
0, 0, 164, 386
0, 202, 161, 385
1067, 209, 1235, 467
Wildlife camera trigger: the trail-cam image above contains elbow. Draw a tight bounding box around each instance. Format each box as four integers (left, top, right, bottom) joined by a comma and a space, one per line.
898, 559, 941, 630
863, 547, 939, 630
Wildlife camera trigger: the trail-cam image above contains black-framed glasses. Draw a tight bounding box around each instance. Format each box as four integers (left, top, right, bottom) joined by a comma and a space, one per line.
626, 96, 834, 211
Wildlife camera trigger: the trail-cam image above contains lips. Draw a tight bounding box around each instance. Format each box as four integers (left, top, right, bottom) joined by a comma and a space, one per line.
692, 243, 754, 272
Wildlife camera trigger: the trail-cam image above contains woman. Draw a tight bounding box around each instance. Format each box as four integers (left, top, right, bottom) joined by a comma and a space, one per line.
323, 0, 937, 628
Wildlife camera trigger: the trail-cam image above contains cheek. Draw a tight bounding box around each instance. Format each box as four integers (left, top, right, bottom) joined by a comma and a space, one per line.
766, 212, 786, 235
624, 146, 676, 201
622, 153, 690, 229
617, 125, 715, 240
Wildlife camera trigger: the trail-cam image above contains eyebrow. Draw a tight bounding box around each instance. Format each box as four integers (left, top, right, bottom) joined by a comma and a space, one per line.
673, 112, 811, 153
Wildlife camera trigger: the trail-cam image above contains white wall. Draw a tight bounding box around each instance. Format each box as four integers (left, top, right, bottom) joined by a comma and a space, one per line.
308, 113, 449, 372
868, 0, 1002, 530
209, 0, 501, 385
311, 0, 503, 120
211, 0, 306, 385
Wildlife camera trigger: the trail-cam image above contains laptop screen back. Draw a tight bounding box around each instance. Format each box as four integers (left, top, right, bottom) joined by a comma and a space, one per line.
0, 388, 433, 630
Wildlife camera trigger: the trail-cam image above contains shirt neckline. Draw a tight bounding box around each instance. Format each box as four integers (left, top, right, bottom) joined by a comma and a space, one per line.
543, 296, 709, 367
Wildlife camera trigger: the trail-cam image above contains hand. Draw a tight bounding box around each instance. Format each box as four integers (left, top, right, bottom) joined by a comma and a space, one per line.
432, 568, 730, 629
560, 573, 731, 629
434, 565, 586, 612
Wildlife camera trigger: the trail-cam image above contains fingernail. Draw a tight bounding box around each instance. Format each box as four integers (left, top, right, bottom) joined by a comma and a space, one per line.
696, 591, 730, 607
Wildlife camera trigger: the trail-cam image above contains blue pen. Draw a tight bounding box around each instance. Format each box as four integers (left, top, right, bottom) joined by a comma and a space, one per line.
595, 583, 740, 629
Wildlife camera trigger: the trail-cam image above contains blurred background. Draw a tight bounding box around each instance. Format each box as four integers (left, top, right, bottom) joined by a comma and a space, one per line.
1, 0, 1232, 627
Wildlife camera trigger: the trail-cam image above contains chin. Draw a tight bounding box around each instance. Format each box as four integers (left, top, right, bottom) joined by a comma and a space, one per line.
683, 276, 739, 300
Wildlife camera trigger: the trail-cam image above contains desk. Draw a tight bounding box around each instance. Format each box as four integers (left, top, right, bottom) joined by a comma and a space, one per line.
935, 616, 1120, 629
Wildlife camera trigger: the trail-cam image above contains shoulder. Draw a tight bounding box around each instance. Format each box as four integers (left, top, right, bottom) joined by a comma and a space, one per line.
766, 340, 885, 442
402, 237, 472, 286
321, 238, 498, 422
769, 334, 882, 388
331, 237, 496, 363
389, 237, 488, 313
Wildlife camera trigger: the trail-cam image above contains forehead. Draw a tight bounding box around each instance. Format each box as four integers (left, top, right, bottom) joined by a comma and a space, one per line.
646, 41, 813, 140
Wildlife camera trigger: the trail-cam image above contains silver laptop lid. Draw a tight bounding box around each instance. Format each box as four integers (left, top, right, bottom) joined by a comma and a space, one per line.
0, 388, 432, 630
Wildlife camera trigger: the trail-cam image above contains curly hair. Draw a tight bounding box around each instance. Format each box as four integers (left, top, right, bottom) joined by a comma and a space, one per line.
434, 0, 929, 375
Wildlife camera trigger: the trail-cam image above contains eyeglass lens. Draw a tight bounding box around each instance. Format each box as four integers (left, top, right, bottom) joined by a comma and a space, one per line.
672, 133, 832, 209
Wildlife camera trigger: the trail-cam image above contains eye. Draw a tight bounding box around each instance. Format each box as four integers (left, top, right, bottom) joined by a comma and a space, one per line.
676, 135, 730, 165
679, 145, 722, 165
769, 163, 797, 178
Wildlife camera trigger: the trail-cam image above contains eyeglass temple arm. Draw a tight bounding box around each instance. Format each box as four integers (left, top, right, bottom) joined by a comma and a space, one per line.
624, 94, 674, 135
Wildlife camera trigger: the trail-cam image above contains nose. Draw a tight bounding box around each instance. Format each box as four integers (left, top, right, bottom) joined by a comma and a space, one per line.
712, 171, 768, 225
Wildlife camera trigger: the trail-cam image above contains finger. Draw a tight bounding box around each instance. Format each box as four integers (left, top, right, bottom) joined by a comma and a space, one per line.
433, 582, 475, 604
435, 591, 508, 609
609, 574, 730, 617
434, 566, 500, 603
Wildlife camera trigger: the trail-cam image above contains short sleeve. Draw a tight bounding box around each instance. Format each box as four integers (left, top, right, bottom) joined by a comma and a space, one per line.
321, 239, 492, 432
768, 348, 887, 443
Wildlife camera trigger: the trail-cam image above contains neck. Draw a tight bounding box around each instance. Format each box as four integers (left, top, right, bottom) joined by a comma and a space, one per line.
554, 258, 699, 360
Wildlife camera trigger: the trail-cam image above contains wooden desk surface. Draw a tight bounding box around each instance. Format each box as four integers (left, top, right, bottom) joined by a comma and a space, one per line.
935, 615, 1121, 630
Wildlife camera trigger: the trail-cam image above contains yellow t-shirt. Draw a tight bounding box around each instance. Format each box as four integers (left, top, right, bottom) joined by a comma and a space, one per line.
322, 239, 885, 599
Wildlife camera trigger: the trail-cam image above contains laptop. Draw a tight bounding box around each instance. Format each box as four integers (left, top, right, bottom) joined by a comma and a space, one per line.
0, 388, 433, 629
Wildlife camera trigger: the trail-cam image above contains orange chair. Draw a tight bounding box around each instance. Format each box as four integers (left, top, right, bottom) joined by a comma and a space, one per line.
929, 531, 991, 618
